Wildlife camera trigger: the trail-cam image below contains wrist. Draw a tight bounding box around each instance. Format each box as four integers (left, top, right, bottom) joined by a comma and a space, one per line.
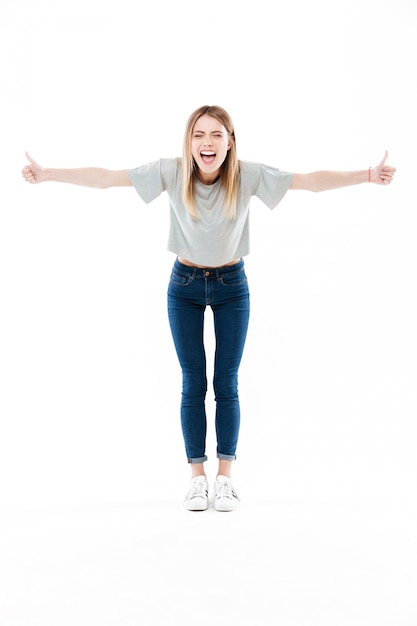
43, 168, 65, 183
42, 167, 52, 183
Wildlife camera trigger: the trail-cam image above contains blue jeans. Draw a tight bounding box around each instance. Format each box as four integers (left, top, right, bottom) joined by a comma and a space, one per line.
167, 258, 250, 464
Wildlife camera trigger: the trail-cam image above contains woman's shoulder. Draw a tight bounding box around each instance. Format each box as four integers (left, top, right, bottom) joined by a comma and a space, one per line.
160, 157, 182, 173
160, 157, 182, 188
239, 160, 262, 187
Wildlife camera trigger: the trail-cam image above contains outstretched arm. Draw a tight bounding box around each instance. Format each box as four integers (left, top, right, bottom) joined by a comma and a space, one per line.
21, 152, 132, 188
289, 151, 396, 192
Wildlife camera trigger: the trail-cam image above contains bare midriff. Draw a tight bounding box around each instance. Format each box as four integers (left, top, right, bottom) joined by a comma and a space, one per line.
178, 257, 240, 269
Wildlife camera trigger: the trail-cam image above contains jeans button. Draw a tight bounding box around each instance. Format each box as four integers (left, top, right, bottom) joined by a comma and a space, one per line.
205, 271, 210, 277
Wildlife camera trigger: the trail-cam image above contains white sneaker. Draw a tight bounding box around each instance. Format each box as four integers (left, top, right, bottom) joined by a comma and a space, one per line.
213, 475, 240, 512
184, 476, 209, 511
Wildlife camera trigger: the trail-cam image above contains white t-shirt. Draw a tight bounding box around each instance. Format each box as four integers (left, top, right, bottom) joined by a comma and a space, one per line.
128, 158, 293, 267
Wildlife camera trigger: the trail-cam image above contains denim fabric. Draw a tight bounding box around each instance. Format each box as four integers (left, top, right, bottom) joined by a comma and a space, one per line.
167, 258, 250, 463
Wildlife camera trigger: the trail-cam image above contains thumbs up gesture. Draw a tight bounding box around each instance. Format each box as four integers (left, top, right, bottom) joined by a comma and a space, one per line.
21, 152, 47, 184
370, 151, 396, 185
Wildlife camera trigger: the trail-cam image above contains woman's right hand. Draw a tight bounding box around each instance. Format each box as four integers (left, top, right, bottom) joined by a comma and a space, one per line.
21, 152, 47, 184
21, 153, 132, 188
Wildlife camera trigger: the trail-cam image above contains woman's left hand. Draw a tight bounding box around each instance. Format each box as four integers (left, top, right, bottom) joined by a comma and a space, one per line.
370, 151, 396, 185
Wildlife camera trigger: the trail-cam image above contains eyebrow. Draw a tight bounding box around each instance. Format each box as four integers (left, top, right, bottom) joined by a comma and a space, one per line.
193, 129, 225, 134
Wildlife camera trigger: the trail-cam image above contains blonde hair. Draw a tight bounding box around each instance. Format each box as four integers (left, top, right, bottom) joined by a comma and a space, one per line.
181, 105, 240, 219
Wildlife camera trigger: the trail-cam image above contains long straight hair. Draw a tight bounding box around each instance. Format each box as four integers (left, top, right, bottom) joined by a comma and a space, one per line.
181, 105, 240, 219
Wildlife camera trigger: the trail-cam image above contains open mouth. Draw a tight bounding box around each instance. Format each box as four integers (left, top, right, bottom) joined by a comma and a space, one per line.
200, 151, 216, 165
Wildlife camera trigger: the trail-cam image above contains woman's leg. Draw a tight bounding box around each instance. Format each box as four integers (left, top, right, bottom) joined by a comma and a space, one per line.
167, 270, 208, 466
212, 285, 249, 512
212, 284, 250, 471
217, 459, 233, 478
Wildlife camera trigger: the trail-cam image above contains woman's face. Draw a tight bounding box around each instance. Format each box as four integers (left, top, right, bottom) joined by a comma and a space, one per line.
191, 114, 231, 184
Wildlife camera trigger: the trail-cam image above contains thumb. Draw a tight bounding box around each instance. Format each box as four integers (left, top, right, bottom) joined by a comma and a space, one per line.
25, 151, 37, 165
377, 150, 388, 168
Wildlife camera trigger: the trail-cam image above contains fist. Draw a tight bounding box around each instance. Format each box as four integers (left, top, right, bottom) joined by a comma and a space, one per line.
370, 151, 396, 185
21, 152, 46, 184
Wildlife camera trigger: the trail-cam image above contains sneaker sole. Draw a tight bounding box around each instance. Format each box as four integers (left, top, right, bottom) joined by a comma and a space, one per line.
184, 499, 208, 511
213, 500, 238, 512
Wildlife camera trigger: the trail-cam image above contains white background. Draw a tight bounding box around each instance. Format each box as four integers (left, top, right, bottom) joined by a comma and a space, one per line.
1, 1, 416, 624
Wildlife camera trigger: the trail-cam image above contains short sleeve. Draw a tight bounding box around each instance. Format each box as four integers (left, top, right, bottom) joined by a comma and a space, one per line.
128, 159, 165, 204
241, 161, 293, 209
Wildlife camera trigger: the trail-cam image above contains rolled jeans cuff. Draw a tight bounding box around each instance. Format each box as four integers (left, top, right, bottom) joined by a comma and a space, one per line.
187, 456, 208, 464
217, 453, 237, 461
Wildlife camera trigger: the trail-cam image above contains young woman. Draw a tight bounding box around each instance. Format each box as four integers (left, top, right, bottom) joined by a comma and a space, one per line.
22, 105, 396, 512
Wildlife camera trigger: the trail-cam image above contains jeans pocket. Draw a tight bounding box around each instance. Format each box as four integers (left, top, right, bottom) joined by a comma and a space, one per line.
169, 270, 193, 287
219, 269, 247, 287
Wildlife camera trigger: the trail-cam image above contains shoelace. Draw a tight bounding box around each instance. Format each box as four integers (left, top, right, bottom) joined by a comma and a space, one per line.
215, 480, 239, 501
188, 478, 208, 499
